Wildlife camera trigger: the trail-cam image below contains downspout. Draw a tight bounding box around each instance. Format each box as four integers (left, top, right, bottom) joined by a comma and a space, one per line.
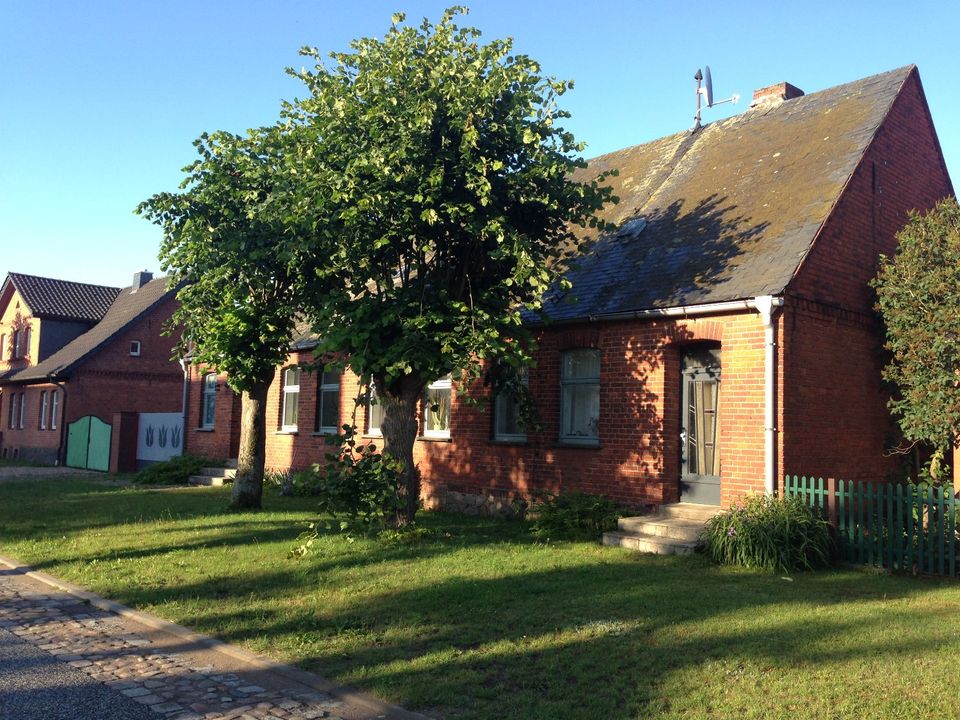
179, 358, 190, 455
752, 296, 784, 496
52, 377, 68, 466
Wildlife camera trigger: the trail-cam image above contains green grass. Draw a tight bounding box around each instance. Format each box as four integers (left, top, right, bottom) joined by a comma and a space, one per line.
1, 478, 959, 719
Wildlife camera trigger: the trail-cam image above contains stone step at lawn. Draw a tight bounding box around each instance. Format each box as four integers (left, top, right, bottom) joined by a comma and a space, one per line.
188, 474, 229, 487
601, 530, 697, 555
604, 503, 722, 556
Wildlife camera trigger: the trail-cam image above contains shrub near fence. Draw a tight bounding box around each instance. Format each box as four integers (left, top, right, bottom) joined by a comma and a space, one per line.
784, 476, 959, 577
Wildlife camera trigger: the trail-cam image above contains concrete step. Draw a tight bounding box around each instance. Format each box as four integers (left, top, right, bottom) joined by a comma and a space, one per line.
200, 467, 236, 479
602, 530, 697, 555
188, 474, 229, 487
617, 516, 706, 542
658, 502, 722, 522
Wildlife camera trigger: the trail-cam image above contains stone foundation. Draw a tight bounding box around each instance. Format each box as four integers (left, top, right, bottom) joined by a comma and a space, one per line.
423, 485, 525, 519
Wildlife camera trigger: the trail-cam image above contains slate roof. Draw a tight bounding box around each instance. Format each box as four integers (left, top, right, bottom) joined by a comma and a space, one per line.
3, 273, 120, 323
11, 277, 175, 382
539, 65, 917, 323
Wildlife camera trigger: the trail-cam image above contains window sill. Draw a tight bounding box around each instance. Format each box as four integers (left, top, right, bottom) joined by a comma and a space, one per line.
311, 431, 338, 437
490, 438, 528, 446
362, 433, 383, 439
557, 440, 601, 449
274, 430, 299, 436
194, 427, 215, 432
417, 435, 452, 443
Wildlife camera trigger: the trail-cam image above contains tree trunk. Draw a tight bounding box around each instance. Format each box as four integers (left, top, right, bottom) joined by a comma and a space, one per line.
381, 376, 424, 524
231, 377, 270, 510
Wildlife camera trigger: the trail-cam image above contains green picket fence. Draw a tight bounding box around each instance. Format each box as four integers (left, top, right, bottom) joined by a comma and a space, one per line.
784, 475, 959, 577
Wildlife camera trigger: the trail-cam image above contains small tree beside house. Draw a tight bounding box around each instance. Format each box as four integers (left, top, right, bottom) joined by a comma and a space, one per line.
874, 197, 960, 493
137, 127, 315, 509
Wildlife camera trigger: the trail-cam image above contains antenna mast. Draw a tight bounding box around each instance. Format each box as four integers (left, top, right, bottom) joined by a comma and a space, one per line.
691, 65, 740, 133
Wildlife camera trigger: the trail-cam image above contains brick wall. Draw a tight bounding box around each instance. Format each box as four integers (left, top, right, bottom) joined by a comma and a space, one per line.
200, 312, 771, 509
782, 67, 953, 483
183, 367, 241, 461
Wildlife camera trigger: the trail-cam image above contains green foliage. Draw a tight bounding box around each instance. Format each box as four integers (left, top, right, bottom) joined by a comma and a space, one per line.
287, 8, 616, 387
873, 197, 960, 452
528, 492, 622, 540
136, 127, 309, 393
282, 7, 617, 523
293, 426, 405, 552
699, 494, 833, 573
133, 454, 218, 485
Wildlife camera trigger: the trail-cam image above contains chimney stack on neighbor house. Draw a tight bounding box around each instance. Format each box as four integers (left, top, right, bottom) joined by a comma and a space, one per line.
131, 270, 153, 292
750, 81, 804, 108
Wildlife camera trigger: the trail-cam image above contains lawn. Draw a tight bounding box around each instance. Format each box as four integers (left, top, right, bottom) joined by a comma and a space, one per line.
1, 477, 959, 720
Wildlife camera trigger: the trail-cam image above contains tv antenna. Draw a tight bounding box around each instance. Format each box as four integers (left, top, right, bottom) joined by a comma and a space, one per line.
691, 66, 740, 133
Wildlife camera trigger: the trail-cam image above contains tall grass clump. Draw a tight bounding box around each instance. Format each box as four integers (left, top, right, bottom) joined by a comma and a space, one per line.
699, 494, 833, 572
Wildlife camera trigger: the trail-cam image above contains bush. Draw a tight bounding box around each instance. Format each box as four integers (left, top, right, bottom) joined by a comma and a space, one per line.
133, 454, 218, 485
528, 492, 622, 540
699, 494, 833, 572
296, 426, 405, 544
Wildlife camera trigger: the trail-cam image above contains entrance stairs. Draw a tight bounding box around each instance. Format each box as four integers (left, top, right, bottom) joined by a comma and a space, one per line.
188, 459, 238, 487
602, 503, 721, 555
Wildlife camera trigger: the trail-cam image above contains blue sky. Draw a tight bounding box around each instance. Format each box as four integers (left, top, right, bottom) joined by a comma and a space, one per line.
1, 1, 957, 287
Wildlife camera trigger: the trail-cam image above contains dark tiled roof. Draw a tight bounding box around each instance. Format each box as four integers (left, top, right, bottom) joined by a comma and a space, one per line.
4, 273, 120, 322
539, 66, 915, 322
11, 277, 176, 382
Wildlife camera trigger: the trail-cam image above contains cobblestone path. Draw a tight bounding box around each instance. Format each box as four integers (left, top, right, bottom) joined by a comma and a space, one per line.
0, 566, 408, 720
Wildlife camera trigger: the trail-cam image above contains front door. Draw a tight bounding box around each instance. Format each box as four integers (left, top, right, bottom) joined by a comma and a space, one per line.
680, 346, 721, 505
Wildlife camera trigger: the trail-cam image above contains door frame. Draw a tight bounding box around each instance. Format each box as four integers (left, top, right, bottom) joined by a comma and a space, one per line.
679, 344, 721, 505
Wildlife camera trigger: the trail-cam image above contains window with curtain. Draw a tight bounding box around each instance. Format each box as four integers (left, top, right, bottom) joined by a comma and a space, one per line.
560, 349, 600, 445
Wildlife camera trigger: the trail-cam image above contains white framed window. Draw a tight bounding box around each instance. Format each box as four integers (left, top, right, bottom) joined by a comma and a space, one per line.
315, 367, 341, 434
494, 368, 528, 442
39, 391, 48, 430
280, 366, 300, 432
560, 349, 600, 445
50, 391, 59, 431
201, 373, 217, 429
423, 375, 451, 438
129, 340, 142, 357
18, 392, 25, 429
7, 393, 16, 429
11, 329, 20, 359
0, 334, 5, 361
367, 384, 383, 436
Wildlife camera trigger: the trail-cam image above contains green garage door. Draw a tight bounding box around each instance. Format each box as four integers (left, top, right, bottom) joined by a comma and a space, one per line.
66, 415, 112, 472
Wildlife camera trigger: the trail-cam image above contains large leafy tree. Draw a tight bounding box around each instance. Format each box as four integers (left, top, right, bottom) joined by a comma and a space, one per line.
874, 197, 960, 483
285, 8, 616, 521
137, 127, 309, 509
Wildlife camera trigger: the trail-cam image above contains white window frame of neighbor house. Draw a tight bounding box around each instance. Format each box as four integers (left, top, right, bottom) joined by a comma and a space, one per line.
494, 367, 528, 442
280, 366, 300, 432
201, 373, 217, 429
50, 390, 59, 431
314, 367, 341, 434
129, 340, 142, 357
39, 390, 48, 430
17, 392, 25, 429
366, 384, 383, 436
7, 393, 16, 429
560, 348, 601, 446
422, 375, 452, 439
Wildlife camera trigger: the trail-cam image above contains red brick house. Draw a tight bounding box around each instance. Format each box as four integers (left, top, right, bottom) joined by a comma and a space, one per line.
186, 66, 953, 512
0, 271, 183, 470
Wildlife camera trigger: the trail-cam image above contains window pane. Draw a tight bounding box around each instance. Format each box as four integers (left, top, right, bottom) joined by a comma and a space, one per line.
495, 392, 522, 436
319, 389, 339, 430
368, 387, 383, 434
424, 387, 450, 433
51, 392, 59, 430
562, 349, 600, 380
562, 384, 599, 439
284, 367, 300, 387
282, 391, 299, 428
203, 394, 217, 427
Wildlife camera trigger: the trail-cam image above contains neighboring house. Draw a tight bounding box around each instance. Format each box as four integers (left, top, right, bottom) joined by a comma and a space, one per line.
186, 65, 953, 512
0, 271, 183, 470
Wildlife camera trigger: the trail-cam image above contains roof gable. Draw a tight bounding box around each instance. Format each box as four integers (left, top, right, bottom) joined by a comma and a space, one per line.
2, 273, 120, 323
542, 66, 917, 322
10, 277, 176, 382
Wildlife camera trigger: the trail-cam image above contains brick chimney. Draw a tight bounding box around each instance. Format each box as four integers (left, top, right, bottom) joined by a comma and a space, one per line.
131, 270, 153, 292
750, 81, 804, 108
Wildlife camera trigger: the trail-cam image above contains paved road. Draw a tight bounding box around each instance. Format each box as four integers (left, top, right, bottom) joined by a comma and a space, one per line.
0, 564, 422, 720
0, 626, 155, 720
